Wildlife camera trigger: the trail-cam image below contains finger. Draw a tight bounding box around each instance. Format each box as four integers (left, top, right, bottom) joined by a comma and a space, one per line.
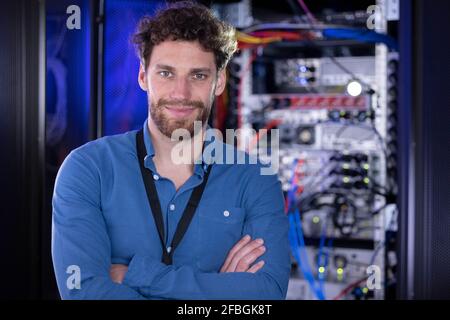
110, 265, 119, 276
110, 265, 127, 282
110, 269, 120, 282
227, 238, 264, 272
247, 260, 265, 273
221, 235, 251, 272
235, 246, 266, 272
220, 235, 251, 272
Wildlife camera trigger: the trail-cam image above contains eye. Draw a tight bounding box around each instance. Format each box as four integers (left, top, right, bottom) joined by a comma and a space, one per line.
193, 73, 207, 80
158, 70, 172, 78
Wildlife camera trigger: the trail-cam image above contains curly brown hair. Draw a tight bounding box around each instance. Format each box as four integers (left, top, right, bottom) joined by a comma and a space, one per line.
132, 1, 237, 71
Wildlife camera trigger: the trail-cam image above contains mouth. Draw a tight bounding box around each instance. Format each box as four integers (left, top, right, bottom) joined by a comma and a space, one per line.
164, 106, 197, 118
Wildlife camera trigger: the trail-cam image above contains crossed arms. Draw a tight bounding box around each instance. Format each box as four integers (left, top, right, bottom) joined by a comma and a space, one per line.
52, 150, 290, 300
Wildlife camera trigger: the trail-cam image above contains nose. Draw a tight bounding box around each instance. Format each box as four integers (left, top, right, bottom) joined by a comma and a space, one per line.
170, 77, 191, 101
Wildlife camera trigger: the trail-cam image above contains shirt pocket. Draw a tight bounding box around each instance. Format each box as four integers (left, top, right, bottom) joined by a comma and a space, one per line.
195, 205, 246, 272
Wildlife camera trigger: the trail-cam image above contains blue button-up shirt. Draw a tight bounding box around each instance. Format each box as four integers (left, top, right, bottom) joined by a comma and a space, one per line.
52, 119, 290, 300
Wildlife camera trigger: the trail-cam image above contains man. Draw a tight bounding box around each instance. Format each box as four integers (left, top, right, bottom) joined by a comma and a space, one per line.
52, 1, 290, 299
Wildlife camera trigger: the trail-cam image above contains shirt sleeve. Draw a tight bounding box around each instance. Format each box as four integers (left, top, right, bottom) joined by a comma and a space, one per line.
122, 164, 291, 300
52, 149, 146, 300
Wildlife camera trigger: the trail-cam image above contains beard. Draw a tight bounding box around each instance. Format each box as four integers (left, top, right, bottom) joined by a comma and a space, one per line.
149, 96, 211, 139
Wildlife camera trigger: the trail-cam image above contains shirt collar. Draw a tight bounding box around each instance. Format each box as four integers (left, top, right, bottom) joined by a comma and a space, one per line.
143, 118, 155, 158
142, 119, 220, 177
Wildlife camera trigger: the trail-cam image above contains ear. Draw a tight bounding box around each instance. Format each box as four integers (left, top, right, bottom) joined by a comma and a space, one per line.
138, 63, 148, 91
214, 69, 226, 96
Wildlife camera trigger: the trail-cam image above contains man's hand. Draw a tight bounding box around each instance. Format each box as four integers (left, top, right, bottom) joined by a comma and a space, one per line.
110, 264, 128, 284
220, 235, 266, 273
110, 235, 265, 281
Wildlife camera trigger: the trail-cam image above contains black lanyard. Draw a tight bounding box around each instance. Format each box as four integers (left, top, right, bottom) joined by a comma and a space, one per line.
136, 129, 211, 265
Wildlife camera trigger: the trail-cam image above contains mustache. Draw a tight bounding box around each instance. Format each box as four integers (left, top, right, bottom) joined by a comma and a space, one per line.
157, 99, 204, 109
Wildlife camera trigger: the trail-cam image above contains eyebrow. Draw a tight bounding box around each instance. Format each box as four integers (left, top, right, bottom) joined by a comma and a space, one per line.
155, 64, 175, 71
155, 64, 212, 74
190, 68, 212, 74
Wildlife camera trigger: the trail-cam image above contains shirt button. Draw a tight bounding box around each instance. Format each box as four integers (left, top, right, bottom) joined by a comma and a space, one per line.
223, 210, 230, 217
153, 174, 159, 180
169, 204, 175, 211
167, 246, 172, 253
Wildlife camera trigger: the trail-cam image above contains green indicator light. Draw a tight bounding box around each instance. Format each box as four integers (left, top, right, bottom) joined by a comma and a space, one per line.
337, 268, 344, 275
312, 216, 320, 224
363, 177, 370, 184
318, 267, 325, 273
343, 176, 350, 183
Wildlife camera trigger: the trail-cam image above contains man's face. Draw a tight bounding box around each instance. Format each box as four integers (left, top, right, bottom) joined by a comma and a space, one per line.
138, 40, 226, 138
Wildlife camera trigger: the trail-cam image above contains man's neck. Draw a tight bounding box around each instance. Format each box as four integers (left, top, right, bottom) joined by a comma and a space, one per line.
147, 119, 205, 170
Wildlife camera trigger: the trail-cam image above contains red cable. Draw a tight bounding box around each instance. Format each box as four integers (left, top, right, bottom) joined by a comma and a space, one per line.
251, 31, 303, 41
332, 276, 369, 300
284, 160, 304, 214
247, 119, 282, 152
297, 0, 319, 26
